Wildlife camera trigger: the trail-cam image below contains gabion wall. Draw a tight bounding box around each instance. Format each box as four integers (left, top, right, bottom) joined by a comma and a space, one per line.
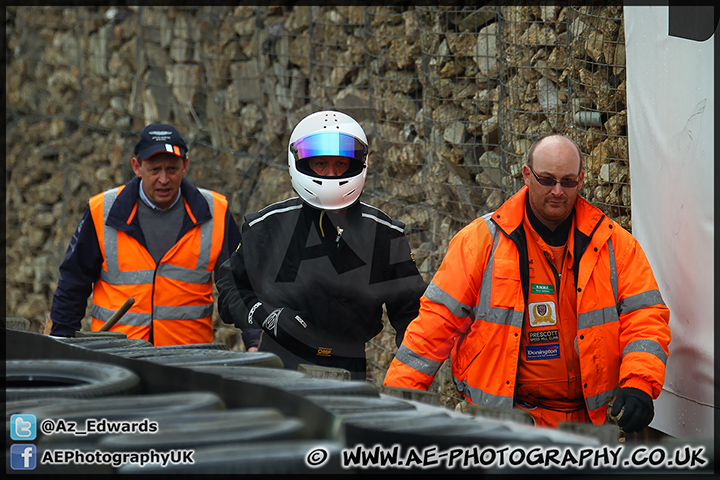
6, 5, 631, 407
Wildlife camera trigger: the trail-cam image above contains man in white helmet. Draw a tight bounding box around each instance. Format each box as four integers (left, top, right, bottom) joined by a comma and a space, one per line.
217, 110, 427, 379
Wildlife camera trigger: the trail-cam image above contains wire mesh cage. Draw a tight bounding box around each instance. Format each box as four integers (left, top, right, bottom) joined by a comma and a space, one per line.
498, 5, 631, 230
7, 5, 634, 407
566, 5, 631, 231
498, 5, 570, 191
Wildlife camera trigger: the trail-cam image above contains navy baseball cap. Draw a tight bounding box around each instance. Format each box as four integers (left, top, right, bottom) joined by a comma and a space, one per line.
134, 123, 188, 160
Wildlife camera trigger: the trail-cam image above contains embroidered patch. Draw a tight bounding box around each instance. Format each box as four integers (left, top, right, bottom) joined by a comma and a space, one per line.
248, 301, 262, 325
528, 301, 557, 327
262, 308, 283, 336
531, 283, 554, 295
526, 343, 561, 361
528, 329, 560, 344
317, 347, 332, 357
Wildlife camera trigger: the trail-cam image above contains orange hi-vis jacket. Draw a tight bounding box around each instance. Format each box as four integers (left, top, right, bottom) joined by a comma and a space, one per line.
384, 186, 671, 425
88, 182, 230, 346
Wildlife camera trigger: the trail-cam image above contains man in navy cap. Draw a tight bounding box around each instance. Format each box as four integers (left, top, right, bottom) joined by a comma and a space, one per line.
46, 123, 257, 347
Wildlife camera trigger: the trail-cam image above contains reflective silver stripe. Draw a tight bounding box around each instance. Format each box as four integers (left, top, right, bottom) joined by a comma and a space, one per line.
195, 189, 215, 271
425, 282, 474, 319
474, 214, 524, 328
100, 188, 156, 285
249, 203, 302, 227
485, 306, 525, 328
453, 219, 508, 412
155, 264, 212, 284
394, 345, 443, 376
153, 189, 215, 284
608, 239, 618, 303
101, 188, 216, 286
586, 385, 618, 411
453, 376, 514, 409
623, 339, 668, 364
96, 188, 217, 323
100, 269, 155, 285
578, 305, 619, 330
361, 212, 404, 233
578, 239, 664, 329
475, 214, 498, 323
102, 188, 121, 275
424, 214, 521, 328
618, 290, 665, 315
92, 304, 213, 325
92, 304, 151, 327
153, 304, 214, 320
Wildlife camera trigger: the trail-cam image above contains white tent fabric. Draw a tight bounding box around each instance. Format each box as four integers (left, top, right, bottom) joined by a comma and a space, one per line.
624, 5, 714, 439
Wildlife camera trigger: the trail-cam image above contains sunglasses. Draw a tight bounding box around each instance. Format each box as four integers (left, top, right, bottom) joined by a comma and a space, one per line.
528, 165, 579, 188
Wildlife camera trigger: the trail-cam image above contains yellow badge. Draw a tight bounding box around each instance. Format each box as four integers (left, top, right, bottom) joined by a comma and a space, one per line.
528, 301, 557, 327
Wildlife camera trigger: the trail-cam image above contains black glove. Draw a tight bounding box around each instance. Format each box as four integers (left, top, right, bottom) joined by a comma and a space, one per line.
248, 301, 317, 355
260, 306, 312, 341
610, 387, 654, 433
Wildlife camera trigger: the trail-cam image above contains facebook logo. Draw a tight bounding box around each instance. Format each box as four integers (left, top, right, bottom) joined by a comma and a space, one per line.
10, 414, 37, 440
10, 444, 37, 470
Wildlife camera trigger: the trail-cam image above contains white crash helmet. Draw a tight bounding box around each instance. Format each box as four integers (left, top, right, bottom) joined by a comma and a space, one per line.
288, 110, 368, 210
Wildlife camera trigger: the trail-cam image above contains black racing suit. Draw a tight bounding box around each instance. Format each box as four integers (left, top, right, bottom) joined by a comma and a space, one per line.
217, 197, 427, 379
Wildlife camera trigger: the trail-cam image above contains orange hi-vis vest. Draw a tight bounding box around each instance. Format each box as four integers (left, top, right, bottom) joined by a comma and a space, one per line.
384, 187, 671, 425
88, 185, 228, 346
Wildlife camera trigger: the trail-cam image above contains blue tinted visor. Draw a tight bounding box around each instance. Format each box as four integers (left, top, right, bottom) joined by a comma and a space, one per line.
290, 132, 368, 163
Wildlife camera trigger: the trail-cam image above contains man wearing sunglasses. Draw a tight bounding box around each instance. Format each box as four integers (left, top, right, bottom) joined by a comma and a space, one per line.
385, 134, 671, 434
216, 110, 427, 379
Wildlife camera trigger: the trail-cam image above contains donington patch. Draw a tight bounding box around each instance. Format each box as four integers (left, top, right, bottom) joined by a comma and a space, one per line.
528, 329, 560, 344
526, 343, 561, 361
528, 301, 557, 327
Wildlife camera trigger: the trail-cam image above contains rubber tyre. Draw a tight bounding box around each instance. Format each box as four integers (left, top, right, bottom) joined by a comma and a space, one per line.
341, 409, 452, 428
28, 391, 226, 445
39, 406, 285, 445
5, 359, 141, 401
4, 316, 30, 331
28, 391, 226, 424
142, 350, 284, 368
53, 335, 127, 344
189, 365, 307, 380
188, 365, 378, 396
104, 343, 231, 358
6, 397, 78, 416
141, 342, 230, 350
100, 416, 309, 452
304, 394, 417, 415
52, 337, 152, 350
99, 343, 230, 356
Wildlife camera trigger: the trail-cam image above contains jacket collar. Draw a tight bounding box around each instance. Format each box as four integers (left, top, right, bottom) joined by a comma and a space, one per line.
106, 176, 212, 235
493, 186, 607, 240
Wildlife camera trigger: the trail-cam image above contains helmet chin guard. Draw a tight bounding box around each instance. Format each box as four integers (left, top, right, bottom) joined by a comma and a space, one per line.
288, 111, 368, 210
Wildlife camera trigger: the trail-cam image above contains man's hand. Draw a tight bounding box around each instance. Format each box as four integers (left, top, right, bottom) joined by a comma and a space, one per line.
44, 318, 53, 335
610, 387, 654, 433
